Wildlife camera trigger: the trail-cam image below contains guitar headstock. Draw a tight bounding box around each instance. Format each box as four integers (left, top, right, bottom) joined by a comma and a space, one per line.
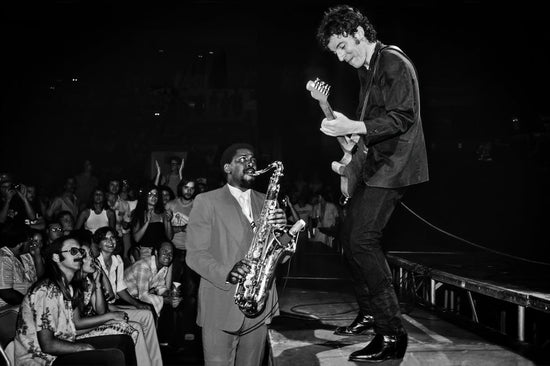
306, 78, 331, 103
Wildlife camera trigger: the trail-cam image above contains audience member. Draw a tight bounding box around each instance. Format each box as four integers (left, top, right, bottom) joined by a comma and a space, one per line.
123, 241, 178, 317
75, 159, 99, 211
106, 179, 132, 262
46, 176, 79, 222
120, 179, 138, 214
73, 242, 156, 366
131, 185, 171, 260
154, 157, 184, 197
76, 188, 115, 234
94, 226, 163, 366
24, 183, 47, 230
195, 177, 208, 194
1, 174, 36, 229
0, 223, 41, 312
310, 190, 340, 248
158, 185, 175, 208
13, 236, 132, 366
164, 178, 199, 340
45, 222, 64, 245
26, 228, 45, 278
293, 190, 314, 235
57, 210, 76, 236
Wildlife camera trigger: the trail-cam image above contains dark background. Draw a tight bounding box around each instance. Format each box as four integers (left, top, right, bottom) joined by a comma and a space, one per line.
1, 1, 549, 261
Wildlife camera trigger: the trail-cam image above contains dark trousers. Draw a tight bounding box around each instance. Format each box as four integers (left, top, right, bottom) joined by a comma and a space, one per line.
52, 334, 136, 366
340, 184, 406, 335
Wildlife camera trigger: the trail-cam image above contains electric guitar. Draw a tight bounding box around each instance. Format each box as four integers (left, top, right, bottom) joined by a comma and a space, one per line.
306, 78, 368, 204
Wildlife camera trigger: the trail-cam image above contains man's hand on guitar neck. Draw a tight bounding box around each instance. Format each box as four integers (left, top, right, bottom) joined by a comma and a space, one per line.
320, 111, 367, 137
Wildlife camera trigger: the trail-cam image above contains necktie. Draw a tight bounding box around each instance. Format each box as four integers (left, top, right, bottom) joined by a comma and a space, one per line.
238, 194, 252, 222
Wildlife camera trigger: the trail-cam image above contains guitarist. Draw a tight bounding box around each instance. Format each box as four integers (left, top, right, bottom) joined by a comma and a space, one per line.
316, 5, 429, 362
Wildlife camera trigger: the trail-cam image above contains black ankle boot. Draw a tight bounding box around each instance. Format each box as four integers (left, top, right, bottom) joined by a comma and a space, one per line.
334, 313, 375, 336
348, 332, 408, 362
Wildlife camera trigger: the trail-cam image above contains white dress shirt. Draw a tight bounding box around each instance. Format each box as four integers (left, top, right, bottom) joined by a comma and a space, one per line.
227, 184, 253, 222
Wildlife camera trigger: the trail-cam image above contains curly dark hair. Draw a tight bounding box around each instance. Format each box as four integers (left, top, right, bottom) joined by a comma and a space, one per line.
316, 5, 377, 49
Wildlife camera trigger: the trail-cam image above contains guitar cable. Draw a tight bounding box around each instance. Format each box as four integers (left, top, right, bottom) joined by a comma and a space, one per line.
399, 201, 550, 267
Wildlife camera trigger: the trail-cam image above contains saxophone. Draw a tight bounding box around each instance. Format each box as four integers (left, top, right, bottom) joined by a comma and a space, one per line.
234, 161, 306, 317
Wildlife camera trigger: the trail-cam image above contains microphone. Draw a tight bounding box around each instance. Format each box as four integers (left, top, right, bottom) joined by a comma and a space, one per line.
277, 219, 306, 247
289, 219, 307, 236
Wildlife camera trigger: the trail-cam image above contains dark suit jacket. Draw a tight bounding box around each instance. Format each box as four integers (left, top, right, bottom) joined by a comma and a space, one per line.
185, 184, 278, 332
358, 42, 429, 188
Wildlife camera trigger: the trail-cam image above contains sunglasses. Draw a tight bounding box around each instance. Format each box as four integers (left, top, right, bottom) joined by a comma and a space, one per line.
49, 226, 63, 232
60, 247, 86, 257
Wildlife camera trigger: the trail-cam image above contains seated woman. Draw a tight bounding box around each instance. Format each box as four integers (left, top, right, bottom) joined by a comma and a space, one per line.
73, 241, 157, 366
94, 226, 163, 366
13, 236, 135, 366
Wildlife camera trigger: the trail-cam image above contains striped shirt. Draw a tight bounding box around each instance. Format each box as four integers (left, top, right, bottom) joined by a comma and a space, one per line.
0, 247, 37, 310
123, 255, 168, 316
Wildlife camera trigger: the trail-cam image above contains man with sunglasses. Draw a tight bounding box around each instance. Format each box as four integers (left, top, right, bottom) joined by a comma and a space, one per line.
46, 223, 64, 244
14, 235, 136, 366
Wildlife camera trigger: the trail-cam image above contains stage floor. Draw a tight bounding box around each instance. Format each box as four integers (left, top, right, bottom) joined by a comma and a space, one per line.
270, 280, 536, 366
269, 240, 549, 365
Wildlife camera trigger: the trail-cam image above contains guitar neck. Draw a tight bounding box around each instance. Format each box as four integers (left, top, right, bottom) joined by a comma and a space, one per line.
319, 101, 335, 120
319, 100, 353, 145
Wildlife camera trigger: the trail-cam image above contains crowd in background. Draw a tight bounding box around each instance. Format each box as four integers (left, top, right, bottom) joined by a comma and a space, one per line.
0, 154, 344, 365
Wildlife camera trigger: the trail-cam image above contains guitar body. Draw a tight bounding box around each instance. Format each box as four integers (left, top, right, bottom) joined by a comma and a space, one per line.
306, 79, 367, 203
332, 135, 367, 200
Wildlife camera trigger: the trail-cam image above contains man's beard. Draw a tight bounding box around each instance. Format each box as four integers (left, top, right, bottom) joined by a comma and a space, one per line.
240, 176, 254, 189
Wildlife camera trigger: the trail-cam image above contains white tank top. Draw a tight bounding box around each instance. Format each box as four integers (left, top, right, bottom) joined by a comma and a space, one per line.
85, 209, 109, 234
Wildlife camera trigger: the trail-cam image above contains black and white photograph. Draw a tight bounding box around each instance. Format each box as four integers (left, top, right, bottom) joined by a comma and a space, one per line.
1, 1, 549, 365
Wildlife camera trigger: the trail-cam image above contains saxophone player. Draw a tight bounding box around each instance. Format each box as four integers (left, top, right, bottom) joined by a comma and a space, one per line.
186, 143, 287, 366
